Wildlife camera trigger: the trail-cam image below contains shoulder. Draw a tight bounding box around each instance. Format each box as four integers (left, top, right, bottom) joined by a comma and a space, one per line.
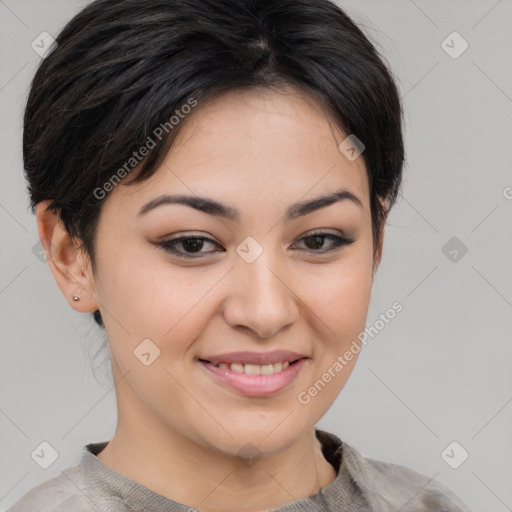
7, 466, 95, 512
340, 442, 473, 512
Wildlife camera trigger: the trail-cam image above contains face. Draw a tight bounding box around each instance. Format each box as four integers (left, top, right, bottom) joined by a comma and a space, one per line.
86, 86, 377, 458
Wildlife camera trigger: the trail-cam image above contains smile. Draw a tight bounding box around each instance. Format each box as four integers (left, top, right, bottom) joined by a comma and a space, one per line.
198, 352, 308, 397
207, 360, 292, 375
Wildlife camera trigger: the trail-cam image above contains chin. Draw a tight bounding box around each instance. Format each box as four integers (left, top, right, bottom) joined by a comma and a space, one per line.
190, 414, 312, 460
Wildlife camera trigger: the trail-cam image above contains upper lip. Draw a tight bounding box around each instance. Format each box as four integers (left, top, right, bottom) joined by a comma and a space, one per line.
199, 350, 307, 366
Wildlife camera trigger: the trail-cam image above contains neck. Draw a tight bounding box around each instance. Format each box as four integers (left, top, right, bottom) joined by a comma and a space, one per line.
97, 386, 337, 511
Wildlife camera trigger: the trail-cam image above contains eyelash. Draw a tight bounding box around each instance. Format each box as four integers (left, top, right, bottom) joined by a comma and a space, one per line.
154, 231, 355, 259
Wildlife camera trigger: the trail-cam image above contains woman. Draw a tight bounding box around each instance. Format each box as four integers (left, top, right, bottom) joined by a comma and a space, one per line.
9, 0, 471, 510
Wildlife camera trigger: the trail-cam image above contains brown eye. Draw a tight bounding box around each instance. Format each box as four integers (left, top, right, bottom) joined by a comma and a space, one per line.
156, 236, 222, 258
293, 232, 355, 253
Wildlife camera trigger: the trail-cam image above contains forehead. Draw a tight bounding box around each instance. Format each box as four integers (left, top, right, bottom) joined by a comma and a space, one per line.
112, 86, 370, 218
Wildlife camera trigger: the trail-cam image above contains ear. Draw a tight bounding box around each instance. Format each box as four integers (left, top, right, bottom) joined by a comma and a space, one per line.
372, 197, 390, 276
35, 200, 99, 314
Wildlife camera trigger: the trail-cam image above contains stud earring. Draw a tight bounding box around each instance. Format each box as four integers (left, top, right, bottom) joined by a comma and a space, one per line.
72, 295, 80, 302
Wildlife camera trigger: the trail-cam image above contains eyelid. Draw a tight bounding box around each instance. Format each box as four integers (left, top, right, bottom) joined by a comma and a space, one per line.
152, 233, 222, 258
291, 230, 355, 252
153, 229, 355, 259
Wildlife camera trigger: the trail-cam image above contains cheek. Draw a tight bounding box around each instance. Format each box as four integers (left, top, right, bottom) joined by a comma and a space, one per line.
297, 253, 373, 411
303, 248, 374, 340
95, 246, 220, 357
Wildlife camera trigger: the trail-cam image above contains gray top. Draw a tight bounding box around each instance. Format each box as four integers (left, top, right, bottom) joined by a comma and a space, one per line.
8, 430, 471, 511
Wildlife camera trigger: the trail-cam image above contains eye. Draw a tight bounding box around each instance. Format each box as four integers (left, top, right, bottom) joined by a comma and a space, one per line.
155, 235, 223, 258
153, 230, 355, 259
292, 231, 355, 254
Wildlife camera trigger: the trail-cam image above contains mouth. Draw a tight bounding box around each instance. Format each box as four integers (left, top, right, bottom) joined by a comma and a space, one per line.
198, 358, 303, 375
197, 351, 308, 397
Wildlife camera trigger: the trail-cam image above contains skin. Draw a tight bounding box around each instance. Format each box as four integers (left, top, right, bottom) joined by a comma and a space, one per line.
37, 85, 386, 511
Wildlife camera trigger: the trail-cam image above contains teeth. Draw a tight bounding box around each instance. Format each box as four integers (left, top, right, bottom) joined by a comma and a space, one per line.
260, 364, 274, 375
230, 363, 245, 373
244, 364, 261, 375
214, 361, 293, 375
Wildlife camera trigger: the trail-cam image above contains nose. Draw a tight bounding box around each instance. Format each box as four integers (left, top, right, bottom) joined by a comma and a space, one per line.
223, 250, 299, 339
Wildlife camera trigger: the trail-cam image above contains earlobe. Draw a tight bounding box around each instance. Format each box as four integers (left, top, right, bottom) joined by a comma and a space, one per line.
35, 201, 99, 314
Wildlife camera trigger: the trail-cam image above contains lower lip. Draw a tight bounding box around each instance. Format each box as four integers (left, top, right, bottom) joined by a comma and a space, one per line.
199, 359, 307, 397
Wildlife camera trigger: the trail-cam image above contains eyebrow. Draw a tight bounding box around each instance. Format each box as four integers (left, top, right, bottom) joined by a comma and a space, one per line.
137, 187, 363, 221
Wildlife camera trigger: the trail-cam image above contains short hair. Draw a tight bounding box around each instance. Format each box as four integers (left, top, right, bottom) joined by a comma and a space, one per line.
23, 0, 404, 328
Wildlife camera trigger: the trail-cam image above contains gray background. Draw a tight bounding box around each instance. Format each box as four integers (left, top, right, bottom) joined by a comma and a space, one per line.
1, 0, 511, 510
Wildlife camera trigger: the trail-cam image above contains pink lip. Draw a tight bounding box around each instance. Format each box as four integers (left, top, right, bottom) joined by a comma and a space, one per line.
199, 350, 306, 366
199, 358, 307, 397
